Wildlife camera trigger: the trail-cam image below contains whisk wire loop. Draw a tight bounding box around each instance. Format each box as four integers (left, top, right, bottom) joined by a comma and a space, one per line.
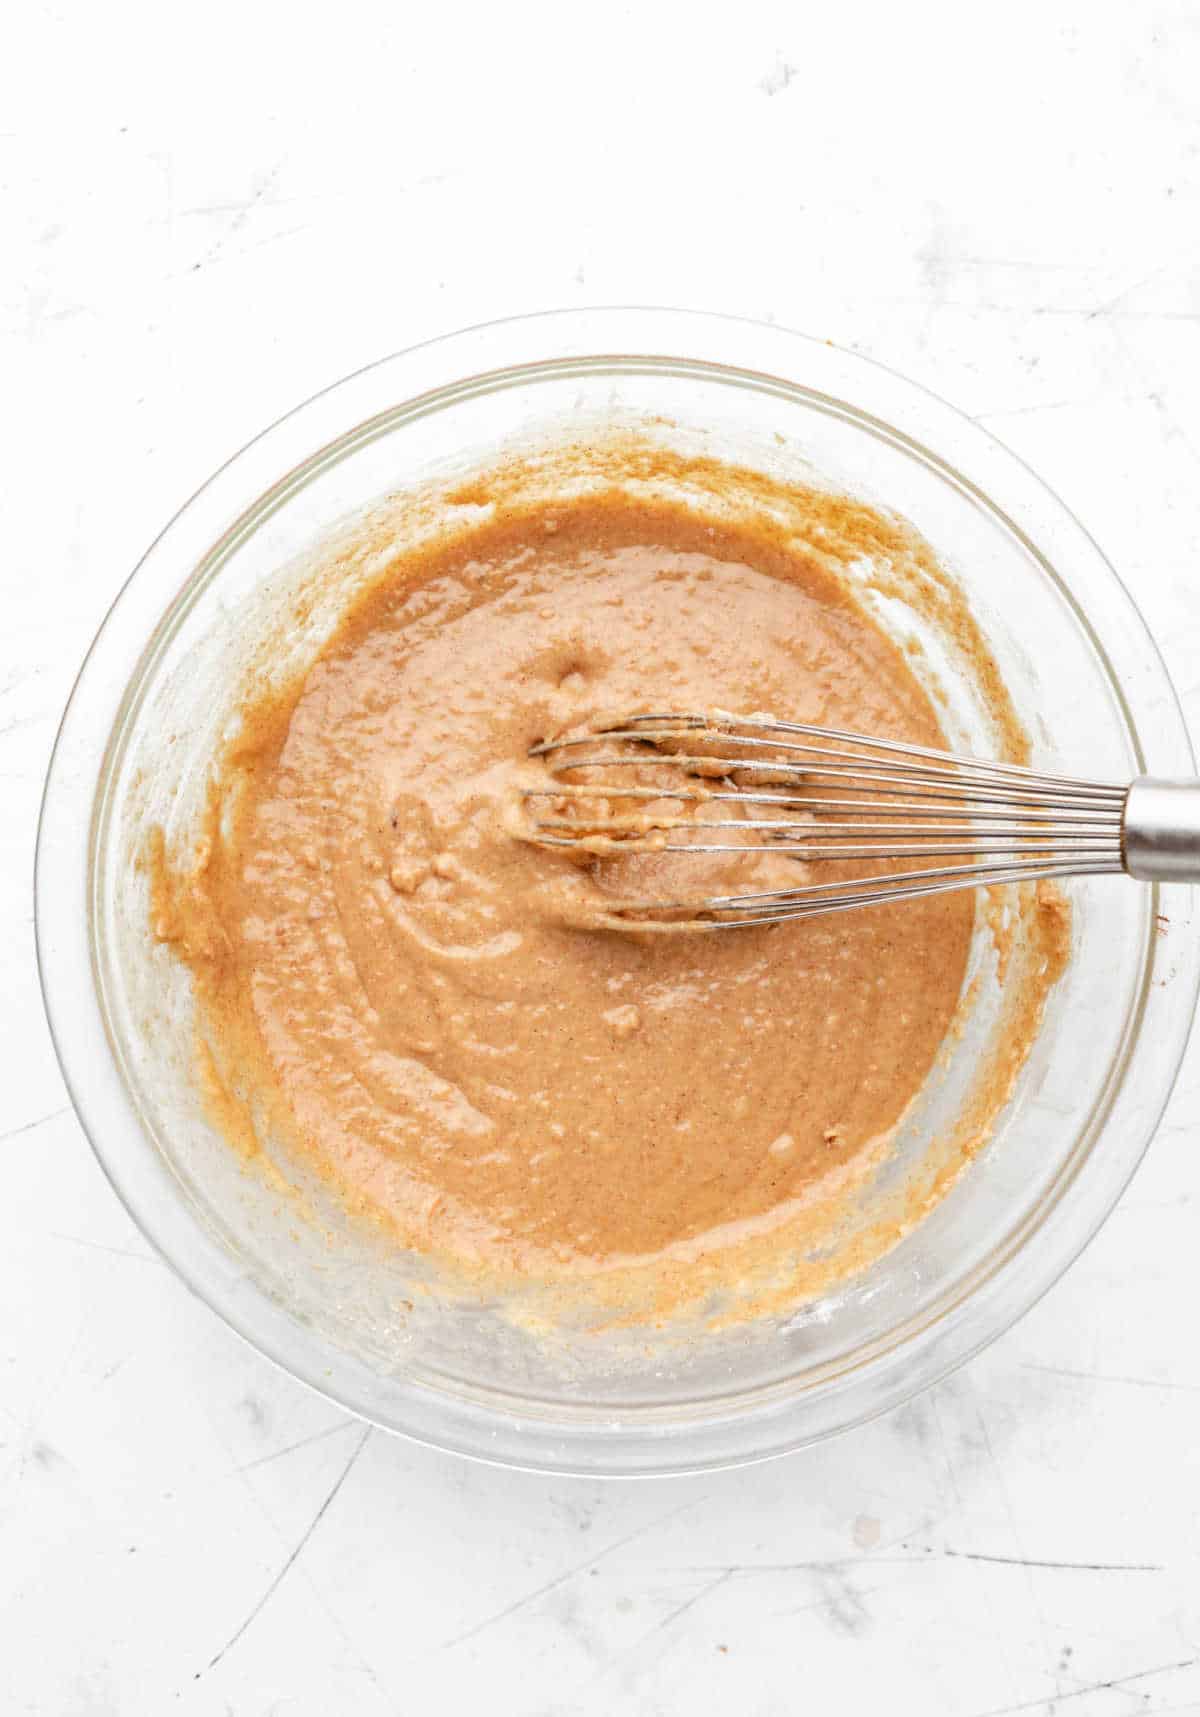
521, 710, 1138, 929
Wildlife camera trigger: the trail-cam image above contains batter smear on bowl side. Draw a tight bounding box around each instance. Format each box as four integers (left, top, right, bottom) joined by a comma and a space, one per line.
149, 443, 1069, 1326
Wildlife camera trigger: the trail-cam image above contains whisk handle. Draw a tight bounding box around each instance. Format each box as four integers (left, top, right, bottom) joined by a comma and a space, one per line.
1123, 778, 1200, 882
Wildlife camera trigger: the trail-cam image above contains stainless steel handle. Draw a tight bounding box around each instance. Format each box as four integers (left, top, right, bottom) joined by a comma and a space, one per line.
1123, 778, 1200, 882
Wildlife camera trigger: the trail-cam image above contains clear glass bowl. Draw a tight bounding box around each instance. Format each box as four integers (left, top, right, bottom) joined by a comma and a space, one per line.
36, 309, 1199, 1474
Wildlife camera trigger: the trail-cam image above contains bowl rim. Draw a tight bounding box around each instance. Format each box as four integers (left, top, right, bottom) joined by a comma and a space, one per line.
35, 306, 1200, 1475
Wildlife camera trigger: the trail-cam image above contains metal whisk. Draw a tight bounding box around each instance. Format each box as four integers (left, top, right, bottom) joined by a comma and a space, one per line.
521, 711, 1200, 929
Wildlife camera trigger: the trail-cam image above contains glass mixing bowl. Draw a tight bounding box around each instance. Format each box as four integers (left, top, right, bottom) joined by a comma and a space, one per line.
36, 309, 1199, 1474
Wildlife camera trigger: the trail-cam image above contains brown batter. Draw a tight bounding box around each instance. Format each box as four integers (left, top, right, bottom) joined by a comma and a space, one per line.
151, 451, 1067, 1326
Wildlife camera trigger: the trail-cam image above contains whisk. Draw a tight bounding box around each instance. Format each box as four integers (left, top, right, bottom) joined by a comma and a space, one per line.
521, 711, 1200, 929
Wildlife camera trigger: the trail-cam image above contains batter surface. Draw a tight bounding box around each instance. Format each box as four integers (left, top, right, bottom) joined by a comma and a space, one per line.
152, 468, 1063, 1322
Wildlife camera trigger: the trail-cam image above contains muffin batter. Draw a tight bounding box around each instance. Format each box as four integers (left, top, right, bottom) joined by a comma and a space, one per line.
151, 458, 1066, 1323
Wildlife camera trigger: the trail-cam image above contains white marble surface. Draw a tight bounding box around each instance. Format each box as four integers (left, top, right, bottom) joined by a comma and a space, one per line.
6, 2, 1200, 1711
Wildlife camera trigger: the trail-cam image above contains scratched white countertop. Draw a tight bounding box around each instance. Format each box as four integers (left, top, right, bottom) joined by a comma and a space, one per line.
5, 3, 1200, 1712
